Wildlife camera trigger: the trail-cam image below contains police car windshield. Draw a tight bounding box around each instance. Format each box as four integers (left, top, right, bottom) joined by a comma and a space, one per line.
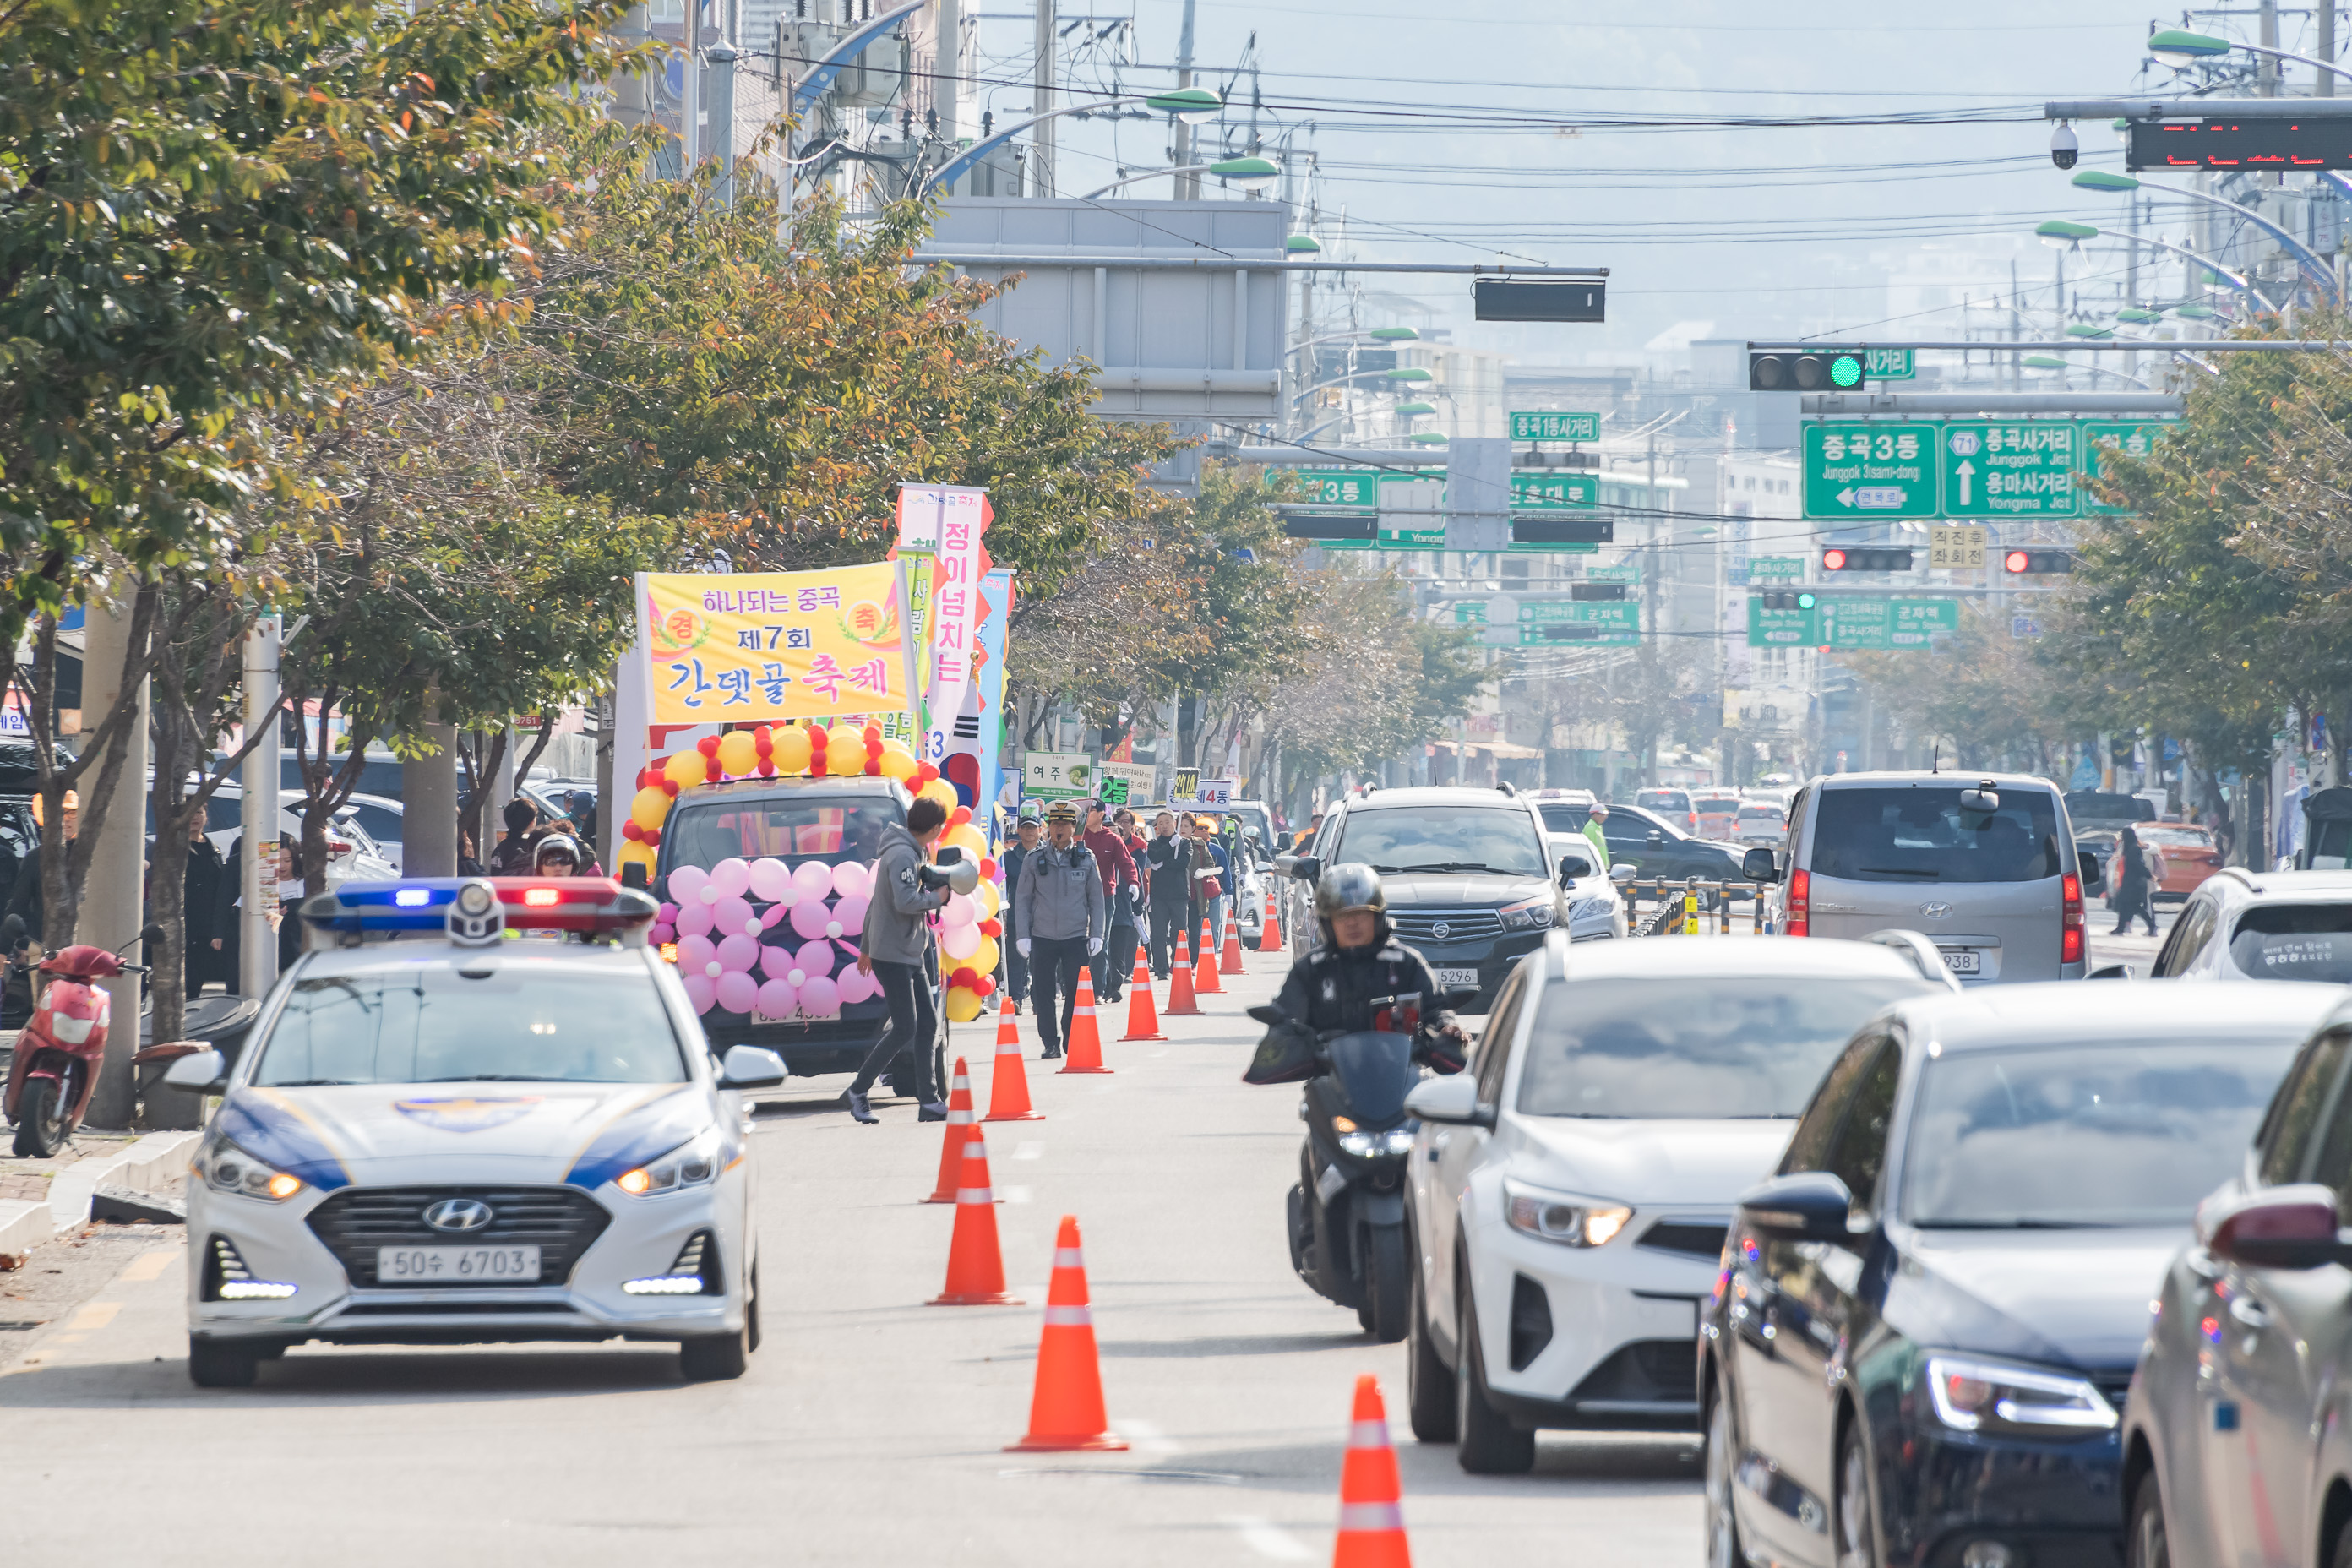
253, 970, 686, 1086
1336, 807, 1547, 878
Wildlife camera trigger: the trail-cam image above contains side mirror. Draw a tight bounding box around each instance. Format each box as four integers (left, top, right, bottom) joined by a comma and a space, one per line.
2077, 849, 2106, 896
1646, 830, 1664, 846
1609, 863, 1636, 885
1246, 1003, 1288, 1027
1556, 855, 1592, 885
2200, 1184, 2352, 1270
1403, 1074, 1494, 1130
2088, 963, 2133, 981
138, 922, 166, 947
1738, 1171, 1859, 1242
719, 1044, 788, 1090
1288, 856, 1322, 885
161, 1048, 229, 1094
1740, 847, 1779, 883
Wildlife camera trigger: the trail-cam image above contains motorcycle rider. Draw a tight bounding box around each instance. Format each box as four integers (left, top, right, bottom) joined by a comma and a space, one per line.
1265, 863, 1467, 1072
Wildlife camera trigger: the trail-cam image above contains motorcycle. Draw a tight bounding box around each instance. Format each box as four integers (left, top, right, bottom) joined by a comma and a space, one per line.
3, 915, 163, 1157
1245, 989, 1467, 1344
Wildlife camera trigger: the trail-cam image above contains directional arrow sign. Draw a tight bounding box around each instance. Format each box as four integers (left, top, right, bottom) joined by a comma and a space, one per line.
1953, 459, 1975, 509
1938, 422, 2079, 520
1803, 423, 1937, 520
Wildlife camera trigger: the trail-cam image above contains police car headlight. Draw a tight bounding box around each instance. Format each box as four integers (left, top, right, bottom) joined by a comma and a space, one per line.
1504, 1179, 1630, 1246
199, 1135, 304, 1202
1498, 896, 1554, 931
616, 1127, 724, 1196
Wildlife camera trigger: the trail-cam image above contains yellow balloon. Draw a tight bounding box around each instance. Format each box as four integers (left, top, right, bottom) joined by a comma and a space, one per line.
770, 725, 812, 775
629, 786, 672, 831
877, 742, 919, 781
917, 777, 959, 809
617, 840, 657, 874
662, 750, 706, 790
945, 822, 986, 858
824, 729, 866, 776
716, 730, 758, 778
944, 985, 985, 1024
968, 936, 999, 976
976, 879, 1000, 918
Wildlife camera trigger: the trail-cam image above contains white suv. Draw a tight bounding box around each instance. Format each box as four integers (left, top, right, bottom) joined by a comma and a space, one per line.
2147, 867, 2352, 982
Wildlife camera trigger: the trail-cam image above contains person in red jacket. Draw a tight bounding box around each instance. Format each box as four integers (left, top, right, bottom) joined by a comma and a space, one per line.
1082, 801, 1141, 1003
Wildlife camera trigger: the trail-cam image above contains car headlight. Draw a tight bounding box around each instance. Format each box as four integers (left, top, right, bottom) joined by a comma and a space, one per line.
198, 1135, 304, 1202
616, 1127, 724, 1195
1925, 1353, 2118, 1436
1504, 1179, 1631, 1246
1569, 894, 1618, 924
1498, 895, 1555, 931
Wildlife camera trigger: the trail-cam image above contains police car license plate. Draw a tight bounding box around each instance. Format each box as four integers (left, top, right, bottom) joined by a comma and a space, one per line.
377, 1245, 541, 1282
1939, 950, 1982, 974
1433, 966, 1480, 988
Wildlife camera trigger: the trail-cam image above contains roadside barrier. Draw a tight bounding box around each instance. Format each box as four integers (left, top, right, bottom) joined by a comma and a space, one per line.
1222, 917, 1246, 977
928, 1130, 1022, 1306
1119, 950, 1164, 1042
923, 1058, 980, 1203
984, 997, 1044, 1123
1195, 916, 1222, 994
1331, 1375, 1412, 1568
1005, 1215, 1128, 1453
1059, 968, 1112, 1075
1262, 888, 1283, 951
1164, 929, 1201, 1016
1623, 879, 1773, 937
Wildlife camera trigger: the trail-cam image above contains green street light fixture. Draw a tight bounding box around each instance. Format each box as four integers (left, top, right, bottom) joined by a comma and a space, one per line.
1393, 400, 1437, 416
2146, 26, 2352, 84
2066, 323, 2115, 339
2068, 163, 2334, 292
2023, 354, 2070, 369
1369, 327, 1420, 340
919, 86, 1226, 196
2115, 306, 2163, 324
2028, 219, 2281, 312
2175, 303, 2219, 319
1146, 87, 1224, 123
1407, 432, 1449, 444
2072, 170, 2137, 193
1285, 234, 1322, 253
1079, 155, 1279, 200
2038, 220, 2098, 251
1383, 368, 1435, 384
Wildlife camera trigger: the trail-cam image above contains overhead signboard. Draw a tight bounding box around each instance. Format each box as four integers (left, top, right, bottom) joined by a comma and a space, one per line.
1865, 347, 1915, 381
1804, 418, 2164, 521
1298, 467, 1602, 552
1510, 411, 1601, 442
1510, 472, 1598, 509
1938, 422, 2079, 519
1463, 597, 1640, 645
1746, 596, 1960, 649
1747, 556, 1806, 580
1473, 278, 1605, 323
1802, 423, 1937, 520
2128, 117, 2352, 172
2081, 421, 2171, 514
1585, 562, 1642, 582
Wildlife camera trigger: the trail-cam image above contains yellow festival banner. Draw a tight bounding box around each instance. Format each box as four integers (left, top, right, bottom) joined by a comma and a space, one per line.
637, 564, 913, 725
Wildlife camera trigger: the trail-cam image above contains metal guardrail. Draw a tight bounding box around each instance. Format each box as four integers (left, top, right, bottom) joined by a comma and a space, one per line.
1622, 879, 1774, 937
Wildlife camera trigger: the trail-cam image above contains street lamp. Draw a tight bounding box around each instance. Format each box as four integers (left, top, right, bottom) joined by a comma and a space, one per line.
2146, 27, 2352, 85
2066, 167, 2334, 294
1079, 156, 1279, 200
1285, 234, 1321, 254
918, 87, 1224, 197
2031, 219, 2283, 313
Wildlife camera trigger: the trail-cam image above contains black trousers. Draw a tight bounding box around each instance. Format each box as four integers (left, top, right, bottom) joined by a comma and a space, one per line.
1147, 902, 1187, 974
1004, 926, 1030, 1002
1029, 935, 1087, 1053
1100, 921, 1138, 999
2110, 882, 2157, 934
849, 959, 939, 1101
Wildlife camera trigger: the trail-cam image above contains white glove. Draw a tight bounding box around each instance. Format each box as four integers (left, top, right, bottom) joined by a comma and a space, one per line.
1016, 939, 1032, 958
1086, 937, 1103, 956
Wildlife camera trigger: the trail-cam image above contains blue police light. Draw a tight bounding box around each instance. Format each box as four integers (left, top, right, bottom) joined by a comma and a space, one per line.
394, 888, 432, 908
302, 878, 660, 947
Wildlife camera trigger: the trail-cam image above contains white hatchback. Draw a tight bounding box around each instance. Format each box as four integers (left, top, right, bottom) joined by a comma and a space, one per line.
1401, 932, 1952, 1473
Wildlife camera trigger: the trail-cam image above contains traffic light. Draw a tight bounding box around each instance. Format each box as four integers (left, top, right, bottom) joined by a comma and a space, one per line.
1279, 509, 1377, 542
1569, 583, 1627, 602
1821, 547, 1914, 573
1511, 516, 1614, 547
1750, 349, 1865, 393
1534, 623, 1603, 641
1755, 590, 1817, 611
2002, 548, 2077, 574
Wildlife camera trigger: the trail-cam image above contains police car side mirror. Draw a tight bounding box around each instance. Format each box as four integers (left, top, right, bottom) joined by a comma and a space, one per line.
719, 1044, 788, 1090
161, 1048, 229, 1095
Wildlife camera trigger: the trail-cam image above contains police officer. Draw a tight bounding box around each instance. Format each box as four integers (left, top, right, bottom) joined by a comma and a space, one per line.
1014, 800, 1103, 1059
1266, 863, 1467, 1070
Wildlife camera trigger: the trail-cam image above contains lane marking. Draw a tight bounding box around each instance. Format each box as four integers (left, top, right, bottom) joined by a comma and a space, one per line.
1115, 1417, 1181, 1457
64, 1302, 122, 1333
1012, 1142, 1045, 1161
119, 1249, 179, 1283
1002, 1185, 1033, 1205
1222, 1515, 1314, 1561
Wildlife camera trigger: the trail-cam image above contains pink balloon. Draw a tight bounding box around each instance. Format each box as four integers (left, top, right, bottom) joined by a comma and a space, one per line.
716, 933, 761, 974
650, 922, 675, 945
748, 858, 793, 902
674, 901, 714, 939
760, 904, 792, 932
792, 859, 834, 898
836, 966, 880, 1005
795, 939, 836, 980
940, 893, 977, 928
709, 857, 752, 898
757, 977, 799, 1019
715, 969, 760, 1015
798, 974, 841, 1018
713, 895, 755, 937
790, 898, 830, 939
667, 864, 709, 903
832, 893, 869, 934
676, 934, 716, 974
943, 921, 982, 961
656, 902, 680, 924
681, 972, 717, 1014
831, 860, 873, 900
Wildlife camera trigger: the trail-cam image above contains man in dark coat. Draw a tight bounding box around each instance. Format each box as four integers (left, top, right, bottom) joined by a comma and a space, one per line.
178, 817, 228, 997
1145, 810, 1189, 978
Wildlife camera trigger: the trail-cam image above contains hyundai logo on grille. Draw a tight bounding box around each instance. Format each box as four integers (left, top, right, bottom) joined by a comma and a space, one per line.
1429, 921, 1451, 939
1918, 901, 1953, 920
422, 1198, 494, 1232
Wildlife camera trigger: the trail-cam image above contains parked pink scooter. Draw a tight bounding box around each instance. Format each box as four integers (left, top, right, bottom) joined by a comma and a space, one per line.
2, 916, 161, 1157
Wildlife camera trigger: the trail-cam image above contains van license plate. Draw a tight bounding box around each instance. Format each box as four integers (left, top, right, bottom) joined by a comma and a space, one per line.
1433, 966, 1480, 988
1940, 950, 1981, 974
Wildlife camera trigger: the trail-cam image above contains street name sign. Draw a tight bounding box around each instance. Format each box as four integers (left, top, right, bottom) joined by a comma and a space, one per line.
1865, 347, 1915, 381
1509, 471, 1598, 509
1748, 556, 1806, 580
1747, 596, 1959, 649
1938, 422, 2079, 519
2081, 421, 2170, 514
1510, 411, 1601, 442
1802, 423, 1938, 519
1927, 525, 1987, 569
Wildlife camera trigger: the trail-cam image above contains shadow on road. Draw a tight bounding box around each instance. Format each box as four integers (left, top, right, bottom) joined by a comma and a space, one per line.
0, 1345, 691, 1408
1136, 1429, 1701, 1496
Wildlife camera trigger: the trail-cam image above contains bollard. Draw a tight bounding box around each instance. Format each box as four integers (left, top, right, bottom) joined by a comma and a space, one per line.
1682, 879, 1698, 935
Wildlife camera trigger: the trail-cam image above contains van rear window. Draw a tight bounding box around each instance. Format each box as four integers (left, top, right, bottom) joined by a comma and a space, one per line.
1810, 787, 2062, 885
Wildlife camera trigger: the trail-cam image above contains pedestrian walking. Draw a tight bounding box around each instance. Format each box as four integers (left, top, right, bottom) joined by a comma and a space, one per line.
1185, 813, 1230, 953
1015, 800, 1104, 1059
178, 817, 228, 998
1145, 810, 1188, 978
1000, 812, 1042, 1012
2110, 824, 2159, 937
1081, 801, 1140, 1003
844, 794, 955, 1124
1580, 803, 1614, 879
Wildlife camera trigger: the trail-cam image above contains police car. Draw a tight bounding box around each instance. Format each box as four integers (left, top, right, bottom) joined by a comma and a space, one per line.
164, 877, 784, 1388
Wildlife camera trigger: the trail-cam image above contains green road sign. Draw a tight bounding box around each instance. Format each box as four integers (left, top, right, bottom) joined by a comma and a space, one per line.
1510, 411, 1601, 442
1747, 596, 1958, 649
1747, 556, 1806, 580
1510, 471, 1598, 509
1802, 423, 1938, 520
1303, 467, 1605, 553
1585, 562, 1642, 582
1463, 598, 1639, 644
1937, 422, 2080, 519
2081, 421, 2172, 514
1748, 599, 1816, 647
1865, 347, 1915, 381
1296, 468, 1380, 508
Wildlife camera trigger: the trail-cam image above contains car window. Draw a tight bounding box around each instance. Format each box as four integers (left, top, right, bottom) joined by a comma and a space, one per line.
349, 803, 403, 844
2259, 1029, 2352, 1188
1332, 805, 1547, 878
2153, 896, 2219, 977
1695, 797, 1742, 816
1810, 786, 2061, 885
1538, 803, 1592, 834
2141, 827, 2211, 849
1736, 806, 1784, 821
664, 797, 898, 872
1475, 970, 1527, 1107
253, 968, 687, 1085
1781, 1032, 1886, 1173
2229, 905, 2352, 983
1824, 1041, 1903, 1216
1901, 1039, 2299, 1228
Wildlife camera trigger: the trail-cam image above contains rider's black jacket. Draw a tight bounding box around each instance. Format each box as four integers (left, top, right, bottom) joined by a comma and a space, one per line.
1266, 913, 1464, 1073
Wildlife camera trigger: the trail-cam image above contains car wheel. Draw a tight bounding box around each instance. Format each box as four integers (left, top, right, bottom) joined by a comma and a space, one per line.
1836, 1421, 1880, 1568
1405, 1252, 1457, 1443
1363, 1223, 1410, 1345
11, 1075, 64, 1158
680, 1322, 751, 1382
744, 1260, 762, 1353
2127, 1469, 2169, 1568
188, 1337, 259, 1389
1705, 1370, 1743, 1568
1455, 1275, 1536, 1474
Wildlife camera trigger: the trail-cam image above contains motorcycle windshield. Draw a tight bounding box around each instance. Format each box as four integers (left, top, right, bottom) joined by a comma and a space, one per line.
1325, 1030, 1417, 1124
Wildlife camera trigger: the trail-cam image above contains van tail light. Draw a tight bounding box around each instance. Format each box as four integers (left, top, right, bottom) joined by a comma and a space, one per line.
1786, 868, 1810, 937
2061, 874, 2084, 965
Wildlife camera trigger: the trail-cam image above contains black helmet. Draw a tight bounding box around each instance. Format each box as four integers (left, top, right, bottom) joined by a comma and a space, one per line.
1314, 863, 1389, 948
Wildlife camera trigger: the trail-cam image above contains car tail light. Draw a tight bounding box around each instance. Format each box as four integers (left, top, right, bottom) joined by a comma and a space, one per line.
2061, 873, 2084, 965
326, 836, 354, 855
1786, 868, 1809, 937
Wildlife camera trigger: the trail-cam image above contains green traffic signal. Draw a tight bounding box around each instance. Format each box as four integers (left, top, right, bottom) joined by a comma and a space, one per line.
1797, 591, 1817, 610
1828, 357, 1862, 389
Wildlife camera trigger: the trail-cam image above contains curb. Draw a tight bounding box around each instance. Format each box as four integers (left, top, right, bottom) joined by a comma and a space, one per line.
0, 1130, 200, 1261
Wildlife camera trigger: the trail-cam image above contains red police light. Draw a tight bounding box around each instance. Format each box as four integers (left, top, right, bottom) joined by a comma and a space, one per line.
2005, 549, 2031, 574
1822, 548, 1848, 572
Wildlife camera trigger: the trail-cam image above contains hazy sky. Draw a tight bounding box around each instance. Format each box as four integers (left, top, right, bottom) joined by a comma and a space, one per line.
959, 0, 2287, 363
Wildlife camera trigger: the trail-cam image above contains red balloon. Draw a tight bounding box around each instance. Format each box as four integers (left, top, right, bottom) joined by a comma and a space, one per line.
622, 821, 642, 842
705, 759, 723, 784
949, 805, 972, 826
864, 757, 881, 776
864, 737, 883, 757
696, 736, 721, 758
661, 780, 680, 798
978, 917, 1001, 938
915, 763, 938, 784
979, 857, 998, 879
950, 966, 976, 989
864, 723, 882, 742
757, 760, 776, 777
644, 828, 661, 847
972, 975, 996, 998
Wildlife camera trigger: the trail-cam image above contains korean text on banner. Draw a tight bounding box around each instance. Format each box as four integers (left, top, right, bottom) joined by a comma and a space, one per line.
639, 564, 908, 725
897, 484, 993, 724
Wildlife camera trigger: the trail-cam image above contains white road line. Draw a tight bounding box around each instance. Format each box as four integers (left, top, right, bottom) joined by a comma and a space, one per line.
1222, 1514, 1314, 1561
1113, 1417, 1179, 1457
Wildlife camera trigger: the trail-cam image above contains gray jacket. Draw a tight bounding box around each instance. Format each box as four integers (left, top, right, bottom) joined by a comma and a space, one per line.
1015, 841, 1105, 944
863, 822, 947, 966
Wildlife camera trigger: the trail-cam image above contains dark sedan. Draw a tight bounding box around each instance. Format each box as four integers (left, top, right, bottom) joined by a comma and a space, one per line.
1702, 984, 2333, 1568
1537, 798, 1748, 884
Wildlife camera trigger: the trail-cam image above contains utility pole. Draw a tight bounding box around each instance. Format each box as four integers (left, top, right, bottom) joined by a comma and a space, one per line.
1032, 0, 1054, 197
240, 612, 281, 999
683, 0, 701, 173
1172, 0, 1198, 199
1644, 437, 1661, 655
82, 594, 150, 1129
939, 0, 963, 149
2008, 259, 2022, 391
2323, 0, 2338, 97
708, 40, 738, 204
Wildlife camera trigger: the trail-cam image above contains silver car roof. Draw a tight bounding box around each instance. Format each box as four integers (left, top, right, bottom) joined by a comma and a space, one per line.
1885, 979, 2346, 1055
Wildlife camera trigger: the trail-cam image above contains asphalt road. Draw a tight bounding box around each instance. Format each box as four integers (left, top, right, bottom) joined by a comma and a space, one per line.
0, 952, 1701, 1568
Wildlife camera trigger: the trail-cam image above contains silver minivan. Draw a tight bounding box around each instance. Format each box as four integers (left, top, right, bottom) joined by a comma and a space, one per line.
1745, 771, 2102, 983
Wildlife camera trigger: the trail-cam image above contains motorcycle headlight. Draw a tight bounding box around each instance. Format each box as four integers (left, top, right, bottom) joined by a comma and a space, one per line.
198, 1135, 304, 1202
1504, 1179, 1630, 1246
1337, 1126, 1416, 1157
1925, 1353, 2118, 1436
616, 1127, 725, 1196
1499, 895, 1554, 931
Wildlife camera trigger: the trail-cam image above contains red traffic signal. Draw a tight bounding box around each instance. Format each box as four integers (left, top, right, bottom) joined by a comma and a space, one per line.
1821, 547, 1913, 573
2003, 548, 2076, 574
1822, 547, 1846, 572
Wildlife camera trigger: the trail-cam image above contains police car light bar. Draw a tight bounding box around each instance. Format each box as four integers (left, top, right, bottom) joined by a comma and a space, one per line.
302, 878, 661, 946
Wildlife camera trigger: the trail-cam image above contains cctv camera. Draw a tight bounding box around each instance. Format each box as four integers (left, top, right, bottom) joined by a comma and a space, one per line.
2051, 122, 2079, 170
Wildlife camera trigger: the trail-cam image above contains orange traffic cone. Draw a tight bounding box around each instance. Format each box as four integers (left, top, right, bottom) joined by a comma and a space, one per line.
1195, 916, 1222, 994
1262, 888, 1283, 952
1119, 950, 1163, 1042
1332, 1375, 1412, 1568
928, 1130, 1022, 1306
1059, 966, 1112, 1074
1163, 927, 1200, 1016
922, 1057, 979, 1203
1222, 912, 1246, 976
1005, 1215, 1128, 1453
984, 994, 1044, 1122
